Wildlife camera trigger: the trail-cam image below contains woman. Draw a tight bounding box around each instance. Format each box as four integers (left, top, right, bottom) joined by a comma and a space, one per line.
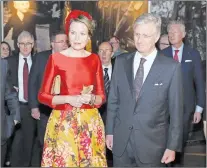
38, 10, 107, 167
1, 41, 11, 58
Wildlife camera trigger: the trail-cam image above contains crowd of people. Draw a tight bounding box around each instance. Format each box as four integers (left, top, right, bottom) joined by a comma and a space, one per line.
1, 10, 206, 167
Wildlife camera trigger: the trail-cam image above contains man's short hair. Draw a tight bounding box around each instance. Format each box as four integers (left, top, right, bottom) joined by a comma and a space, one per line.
167, 20, 186, 33
133, 13, 162, 37
50, 30, 66, 42
17, 31, 34, 43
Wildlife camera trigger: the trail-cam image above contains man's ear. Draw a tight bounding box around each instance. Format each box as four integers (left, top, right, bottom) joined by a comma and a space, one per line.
51, 42, 54, 49
182, 31, 186, 38
110, 52, 114, 58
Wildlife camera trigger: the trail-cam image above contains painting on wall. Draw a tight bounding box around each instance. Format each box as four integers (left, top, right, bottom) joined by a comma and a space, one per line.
2, 1, 148, 53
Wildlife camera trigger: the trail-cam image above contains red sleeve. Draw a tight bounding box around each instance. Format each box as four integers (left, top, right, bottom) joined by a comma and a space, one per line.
38, 54, 57, 108
94, 56, 106, 108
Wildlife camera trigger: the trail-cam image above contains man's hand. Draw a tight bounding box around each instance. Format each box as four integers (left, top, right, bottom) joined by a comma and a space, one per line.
31, 108, 40, 120
13, 86, 19, 92
161, 149, 175, 164
14, 120, 18, 125
193, 112, 202, 124
106, 135, 113, 151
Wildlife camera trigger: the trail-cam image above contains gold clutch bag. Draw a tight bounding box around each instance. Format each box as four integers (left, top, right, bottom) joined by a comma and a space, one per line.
51, 75, 61, 95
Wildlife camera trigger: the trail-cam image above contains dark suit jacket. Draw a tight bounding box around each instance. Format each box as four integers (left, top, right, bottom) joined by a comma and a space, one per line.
6, 54, 35, 98
161, 45, 205, 114
106, 52, 183, 163
1, 58, 20, 145
28, 50, 52, 115
99, 60, 115, 124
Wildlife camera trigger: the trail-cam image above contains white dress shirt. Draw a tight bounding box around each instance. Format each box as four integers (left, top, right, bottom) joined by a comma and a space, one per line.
172, 43, 184, 63
133, 49, 157, 83
18, 54, 32, 102
102, 64, 112, 80
172, 43, 203, 113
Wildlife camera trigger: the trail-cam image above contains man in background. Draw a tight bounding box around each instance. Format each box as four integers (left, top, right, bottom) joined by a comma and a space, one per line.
1, 58, 20, 166
162, 20, 205, 166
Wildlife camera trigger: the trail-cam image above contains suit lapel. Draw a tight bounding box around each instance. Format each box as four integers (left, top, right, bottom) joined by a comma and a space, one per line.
124, 52, 136, 99
15, 56, 19, 87
181, 45, 189, 64
168, 47, 173, 58
138, 52, 165, 99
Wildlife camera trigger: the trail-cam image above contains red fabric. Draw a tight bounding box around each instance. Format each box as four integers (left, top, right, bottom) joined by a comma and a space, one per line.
38, 53, 105, 110
65, 10, 92, 36
23, 58, 29, 101
173, 50, 179, 62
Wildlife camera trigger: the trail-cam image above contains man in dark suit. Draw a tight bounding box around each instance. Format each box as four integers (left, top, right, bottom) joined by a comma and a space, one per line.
7, 31, 36, 166
161, 20, 205, 165
28, 30, 68, 166
98, 41, 115, 124
1, 58, 20, 166
106, 13, 184, 167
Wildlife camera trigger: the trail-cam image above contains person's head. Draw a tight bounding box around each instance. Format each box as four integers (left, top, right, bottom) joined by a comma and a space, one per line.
133, 13, 161, 56
13, 1, 30, 13
109, 36, 120, 52
17, 31, 34, 57
158, 34, 170, 50
98, 42, 113, 66
50, 31, 68, 53
167, 20, 186, 48
1, 41, 11, 58
65, 10, 95, 51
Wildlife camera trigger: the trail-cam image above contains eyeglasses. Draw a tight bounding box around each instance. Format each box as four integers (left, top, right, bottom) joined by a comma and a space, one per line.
2, 47, 9, 52
160, 43, 170, 46
134, 33, 155, 39
54, 40, 69, 44
18, 42, 33, 47
98, 49, 112, 54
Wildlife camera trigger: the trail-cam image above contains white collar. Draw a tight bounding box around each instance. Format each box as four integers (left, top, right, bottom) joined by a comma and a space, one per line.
102, 63, 112, 69
19, 53, 32, 61
135, 48, 157, 61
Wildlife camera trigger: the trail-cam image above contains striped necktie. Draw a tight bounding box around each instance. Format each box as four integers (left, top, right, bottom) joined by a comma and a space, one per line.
104, 68, 110, 96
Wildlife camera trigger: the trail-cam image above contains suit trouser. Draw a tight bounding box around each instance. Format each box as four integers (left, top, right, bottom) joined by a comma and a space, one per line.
173, 111, 193, 166
1, 142, 7, 166
10, 103, 36, 167
31, 112, 50, 166
113, 130, 166, 167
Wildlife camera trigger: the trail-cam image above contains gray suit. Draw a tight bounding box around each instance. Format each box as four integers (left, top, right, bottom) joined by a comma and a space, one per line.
106, 52, 183, 166
1, 58, 20, 165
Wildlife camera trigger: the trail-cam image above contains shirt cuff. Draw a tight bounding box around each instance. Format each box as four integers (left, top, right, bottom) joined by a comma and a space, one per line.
195, 105, 203, 113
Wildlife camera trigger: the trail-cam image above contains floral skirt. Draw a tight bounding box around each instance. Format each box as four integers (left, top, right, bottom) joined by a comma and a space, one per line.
41, 108, 107, 167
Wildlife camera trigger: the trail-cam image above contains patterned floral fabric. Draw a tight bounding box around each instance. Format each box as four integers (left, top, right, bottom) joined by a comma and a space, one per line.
41, 108, 107, 167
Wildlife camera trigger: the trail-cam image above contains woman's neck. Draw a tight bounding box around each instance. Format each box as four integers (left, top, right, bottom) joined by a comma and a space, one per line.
68, 47, 90, 57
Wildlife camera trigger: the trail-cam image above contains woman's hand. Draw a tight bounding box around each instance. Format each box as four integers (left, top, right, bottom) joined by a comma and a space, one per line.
66, 95, 83, 107
80, 94, 93, 104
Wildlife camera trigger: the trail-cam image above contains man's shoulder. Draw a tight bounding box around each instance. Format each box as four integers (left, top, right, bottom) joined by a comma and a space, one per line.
161, 46, 172, 54
184, 44, 200, 55
157, 52, 178, 66
6, 55, 17, 63
117, 51, 135, 60
34, 50, 52, 58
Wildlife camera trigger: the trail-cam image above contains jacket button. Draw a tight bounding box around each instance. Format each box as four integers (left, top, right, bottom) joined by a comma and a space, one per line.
129, 126, 133, 130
